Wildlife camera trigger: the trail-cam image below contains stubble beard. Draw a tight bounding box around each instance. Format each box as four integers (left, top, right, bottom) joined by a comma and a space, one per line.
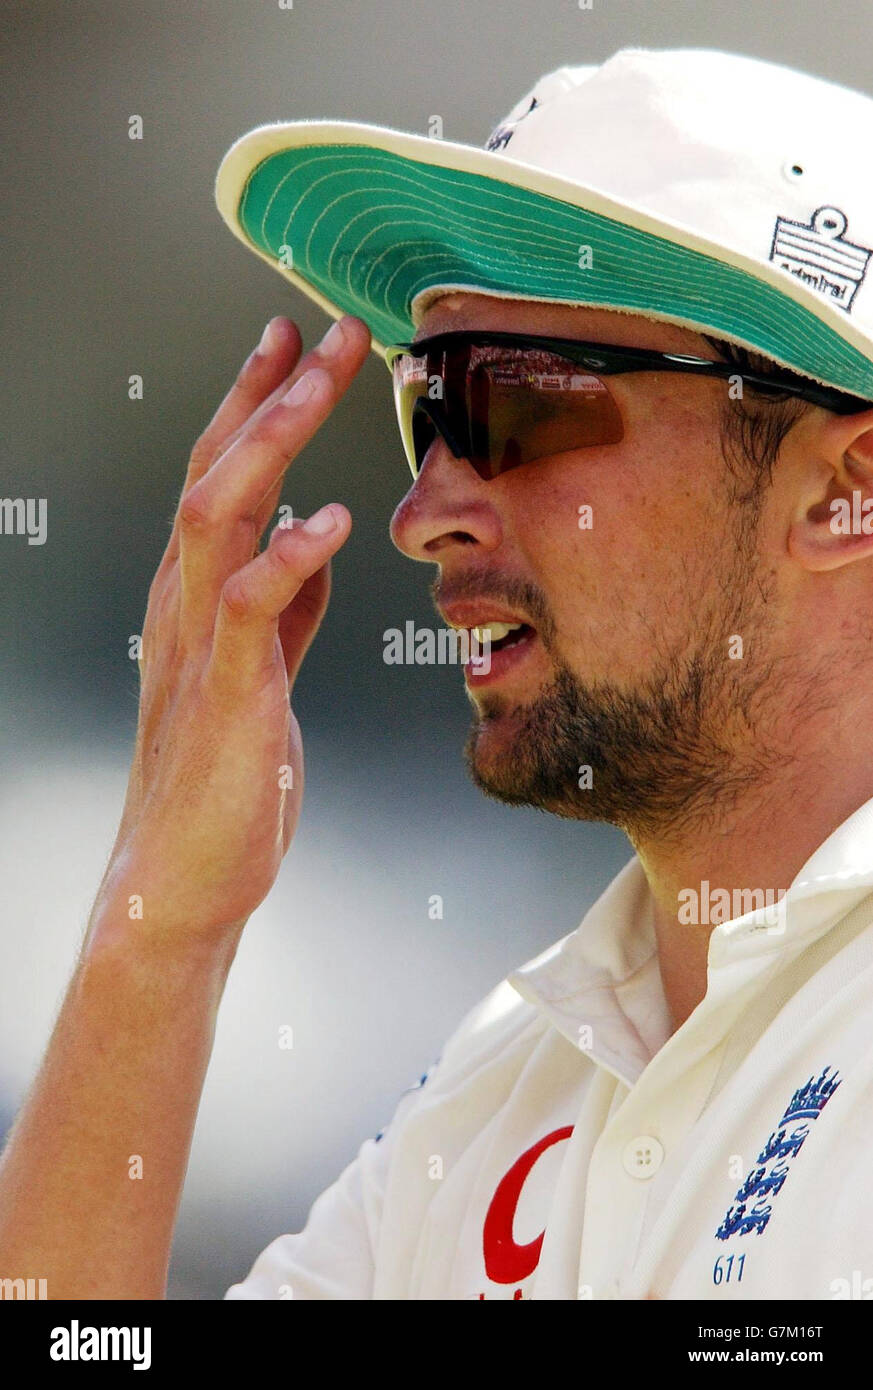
463, 511, 787, 843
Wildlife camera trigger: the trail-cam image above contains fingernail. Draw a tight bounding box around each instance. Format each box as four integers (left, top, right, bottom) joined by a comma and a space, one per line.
285, 370, 319, 405
303, 504, 338, 535
259, 319, 281, 354
320, 319, 346, 358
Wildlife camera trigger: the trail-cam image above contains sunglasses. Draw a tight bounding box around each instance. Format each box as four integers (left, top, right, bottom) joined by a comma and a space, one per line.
385, 330, 873, 481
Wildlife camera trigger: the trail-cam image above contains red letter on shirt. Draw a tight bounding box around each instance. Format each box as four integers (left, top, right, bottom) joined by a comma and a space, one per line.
483, 1126, 573, 1284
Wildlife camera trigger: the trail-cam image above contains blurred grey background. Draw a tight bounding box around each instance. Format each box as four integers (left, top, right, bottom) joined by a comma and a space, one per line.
1, 0, 869, 1299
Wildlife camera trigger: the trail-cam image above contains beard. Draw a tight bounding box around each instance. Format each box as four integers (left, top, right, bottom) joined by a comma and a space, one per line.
462, 516, 790, 842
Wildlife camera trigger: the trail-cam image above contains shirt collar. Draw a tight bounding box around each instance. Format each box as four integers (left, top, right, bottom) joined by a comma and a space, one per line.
507, 791, 873, 1077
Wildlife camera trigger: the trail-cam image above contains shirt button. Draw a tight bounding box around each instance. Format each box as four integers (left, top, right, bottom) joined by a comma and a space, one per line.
622, 1135, 664, 1178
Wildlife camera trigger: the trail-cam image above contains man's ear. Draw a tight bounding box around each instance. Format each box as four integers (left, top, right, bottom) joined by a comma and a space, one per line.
788, 408, 873, 572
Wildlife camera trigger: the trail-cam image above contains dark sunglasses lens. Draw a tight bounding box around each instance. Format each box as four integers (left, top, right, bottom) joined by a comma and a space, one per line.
392, 344, 624, 479
466, 346, 624, 478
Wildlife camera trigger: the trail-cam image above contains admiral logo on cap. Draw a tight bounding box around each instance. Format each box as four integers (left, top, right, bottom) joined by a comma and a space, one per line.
770, 206, 872, 313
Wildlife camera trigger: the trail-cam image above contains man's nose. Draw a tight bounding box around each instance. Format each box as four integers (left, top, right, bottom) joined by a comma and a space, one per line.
389, 438, 504, 562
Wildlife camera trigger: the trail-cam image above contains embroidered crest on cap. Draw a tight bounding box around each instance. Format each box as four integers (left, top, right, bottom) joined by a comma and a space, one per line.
769, 206, 871, 312
485, 96, 539, 153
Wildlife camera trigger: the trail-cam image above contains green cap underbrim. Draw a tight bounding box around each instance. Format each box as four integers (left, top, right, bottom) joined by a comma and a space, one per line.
220, 137, 873, 401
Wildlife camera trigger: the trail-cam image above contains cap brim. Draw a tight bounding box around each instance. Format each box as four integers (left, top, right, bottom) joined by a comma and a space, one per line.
215, 120, 873, 399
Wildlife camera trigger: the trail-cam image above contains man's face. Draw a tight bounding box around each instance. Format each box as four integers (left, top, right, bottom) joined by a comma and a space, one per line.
389, 293, 791, 837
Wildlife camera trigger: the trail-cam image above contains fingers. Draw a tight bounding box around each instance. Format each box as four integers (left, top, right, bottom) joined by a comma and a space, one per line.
276, 519, 334, 677
177, 316, 370, 649
187, 317, 303, 494
165, 315, 368, 570
206, 504, 352, 698
159, 319, 304, 573
195, 317, 370, 537
244, 320, 371, 541
177, 367, 333, 646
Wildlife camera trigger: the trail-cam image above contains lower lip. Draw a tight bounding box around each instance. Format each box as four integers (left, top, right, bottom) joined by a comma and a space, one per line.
464, 627, 537, 686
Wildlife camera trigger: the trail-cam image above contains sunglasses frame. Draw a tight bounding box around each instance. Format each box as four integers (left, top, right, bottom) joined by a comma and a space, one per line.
385, 329, 873, 478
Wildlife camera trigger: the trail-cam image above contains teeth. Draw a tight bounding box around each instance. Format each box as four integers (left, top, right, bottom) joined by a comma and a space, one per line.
472, 621, 523, 644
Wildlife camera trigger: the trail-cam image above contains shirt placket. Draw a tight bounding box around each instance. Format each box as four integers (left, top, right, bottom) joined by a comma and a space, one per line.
576, 938, 798, 1299
577, 1026, 731, 1298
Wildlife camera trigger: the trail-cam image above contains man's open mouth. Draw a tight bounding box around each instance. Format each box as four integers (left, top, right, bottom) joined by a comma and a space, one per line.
471, 621, 535, 654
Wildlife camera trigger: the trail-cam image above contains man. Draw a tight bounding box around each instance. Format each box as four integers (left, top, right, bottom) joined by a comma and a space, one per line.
2, 46, 873, 1300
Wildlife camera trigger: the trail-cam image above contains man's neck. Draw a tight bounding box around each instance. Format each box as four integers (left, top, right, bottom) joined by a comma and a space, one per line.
631, 768, 873, 1035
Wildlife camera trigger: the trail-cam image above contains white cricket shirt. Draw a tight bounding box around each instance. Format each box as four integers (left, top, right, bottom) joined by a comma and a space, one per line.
225, 794, 873, 1300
